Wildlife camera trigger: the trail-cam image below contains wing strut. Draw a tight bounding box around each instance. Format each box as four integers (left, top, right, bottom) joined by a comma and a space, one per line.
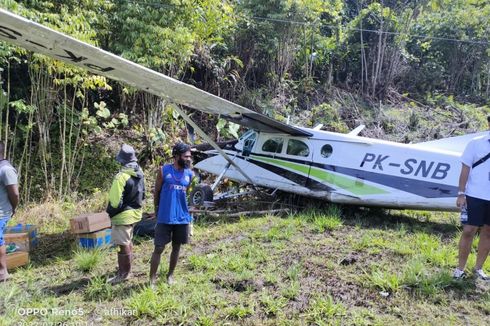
174, 106, 256, 185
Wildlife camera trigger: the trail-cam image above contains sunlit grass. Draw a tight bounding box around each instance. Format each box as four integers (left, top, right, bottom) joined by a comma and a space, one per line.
73, 248, 104, 273
3, 199, 489, 325
305, 294, 346, 325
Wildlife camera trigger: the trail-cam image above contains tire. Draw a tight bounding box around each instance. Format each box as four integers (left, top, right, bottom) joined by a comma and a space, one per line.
189, 184, 213, 206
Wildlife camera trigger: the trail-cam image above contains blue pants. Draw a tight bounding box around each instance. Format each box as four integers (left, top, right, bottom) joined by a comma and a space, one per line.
0, 217, 10, 246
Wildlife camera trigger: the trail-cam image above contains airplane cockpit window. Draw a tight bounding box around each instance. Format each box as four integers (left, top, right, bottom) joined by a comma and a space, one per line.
242, 131, 257, 156
262, 137, 284, 153
239, 130, 254, 141
321, 144, 333, 158
287, 139, 310, 157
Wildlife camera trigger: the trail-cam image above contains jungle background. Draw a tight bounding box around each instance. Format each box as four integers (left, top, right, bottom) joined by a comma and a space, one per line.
1, 0, 490, 203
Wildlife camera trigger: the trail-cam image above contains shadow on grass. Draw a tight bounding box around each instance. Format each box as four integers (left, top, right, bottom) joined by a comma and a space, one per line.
193, 198, 459, 239
30, 232, 77, 267
42, 275, 148, 300
110, 281, 149, 300
414, 278, 485, 301
43, 277, 92, 295
341, 205, 460, 238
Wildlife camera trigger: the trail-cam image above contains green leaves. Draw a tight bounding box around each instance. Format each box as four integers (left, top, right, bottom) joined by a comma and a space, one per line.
118, 113, 129, 127
93, 102, 128, 130
107, 0, 237, 76
216, 118, 240, 139
94, 101, 110, 119
9, 99, 35, 114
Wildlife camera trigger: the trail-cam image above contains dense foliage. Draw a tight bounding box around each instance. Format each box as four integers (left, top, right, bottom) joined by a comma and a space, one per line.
0, 0, 489, 201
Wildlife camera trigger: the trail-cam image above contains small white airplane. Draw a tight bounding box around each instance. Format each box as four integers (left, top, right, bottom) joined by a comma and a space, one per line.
0, 9, 476, 211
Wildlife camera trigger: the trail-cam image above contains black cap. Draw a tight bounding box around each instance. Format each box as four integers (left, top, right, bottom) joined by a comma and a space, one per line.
487, 115, 490, 122
172, 142, 191, 156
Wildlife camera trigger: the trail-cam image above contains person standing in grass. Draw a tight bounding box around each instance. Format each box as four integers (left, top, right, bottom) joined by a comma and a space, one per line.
107, 144, 145, 284
150, 142, 194, 286
454, 116, 490, 281
0, 141, 19, 282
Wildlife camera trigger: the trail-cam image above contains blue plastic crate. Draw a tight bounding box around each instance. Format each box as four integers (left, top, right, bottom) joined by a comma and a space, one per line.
5, 224, 38, 248
76, 228, 112, 249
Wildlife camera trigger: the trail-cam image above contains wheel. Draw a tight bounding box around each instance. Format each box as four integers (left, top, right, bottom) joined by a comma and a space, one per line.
189, 184, 213, 206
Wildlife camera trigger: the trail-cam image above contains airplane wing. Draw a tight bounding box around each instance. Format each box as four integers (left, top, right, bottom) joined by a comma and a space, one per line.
412, 131, 487, 153
0, 9, 311, 137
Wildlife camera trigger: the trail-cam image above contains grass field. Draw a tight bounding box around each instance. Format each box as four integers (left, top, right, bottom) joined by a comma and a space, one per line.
1, 201, 489, 325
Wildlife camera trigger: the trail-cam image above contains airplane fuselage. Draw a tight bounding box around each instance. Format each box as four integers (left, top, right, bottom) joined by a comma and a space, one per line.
195, 128, 462, 211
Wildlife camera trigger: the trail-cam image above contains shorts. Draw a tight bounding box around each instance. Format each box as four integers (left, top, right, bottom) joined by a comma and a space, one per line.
154, 223, 189, 247
0, 217, 10, 246
466, 195, 490, 227
111, 224, 134, 246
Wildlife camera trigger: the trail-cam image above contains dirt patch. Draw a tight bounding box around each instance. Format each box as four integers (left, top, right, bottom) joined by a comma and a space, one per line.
339, 253, 359, 265
212, 277, 264, 292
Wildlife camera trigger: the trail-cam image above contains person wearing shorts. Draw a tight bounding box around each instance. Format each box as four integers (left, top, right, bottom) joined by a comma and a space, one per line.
0, 141, 19, 282
150, 143, 194, 286
106, 144, 145, 284
454, 116, 490, 280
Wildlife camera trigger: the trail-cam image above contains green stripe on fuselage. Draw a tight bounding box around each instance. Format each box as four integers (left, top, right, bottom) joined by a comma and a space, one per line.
251, 155, 388, 195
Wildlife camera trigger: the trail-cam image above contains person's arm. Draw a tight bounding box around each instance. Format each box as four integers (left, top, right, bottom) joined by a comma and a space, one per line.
457, 141, 474, 209
154, 167, 163, 218
2, 168, 19, 216
6, 184, 19, 215
456, 163, 470, 208
106, 173, 127, 217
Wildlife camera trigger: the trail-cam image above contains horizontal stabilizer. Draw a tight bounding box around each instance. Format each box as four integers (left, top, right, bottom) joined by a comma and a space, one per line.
413, 131, 487, 153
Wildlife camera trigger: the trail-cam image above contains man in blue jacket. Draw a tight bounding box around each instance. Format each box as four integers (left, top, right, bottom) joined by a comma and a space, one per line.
149, 143, 194, 286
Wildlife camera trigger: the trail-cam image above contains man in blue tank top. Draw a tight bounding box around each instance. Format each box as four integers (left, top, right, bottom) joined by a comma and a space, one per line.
150, 143, 194, 285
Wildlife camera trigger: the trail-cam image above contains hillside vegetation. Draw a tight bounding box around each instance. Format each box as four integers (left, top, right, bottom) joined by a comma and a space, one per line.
0, 0, 490, 202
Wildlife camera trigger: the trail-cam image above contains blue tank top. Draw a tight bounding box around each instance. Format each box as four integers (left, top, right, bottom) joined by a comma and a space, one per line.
157, 164, 193, 224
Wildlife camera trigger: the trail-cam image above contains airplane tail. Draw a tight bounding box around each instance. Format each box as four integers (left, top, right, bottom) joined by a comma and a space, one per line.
412, 131, 487, 154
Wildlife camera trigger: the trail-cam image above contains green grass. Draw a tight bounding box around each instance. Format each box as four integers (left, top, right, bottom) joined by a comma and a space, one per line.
84, 276, 114, 301
225, 301, 255, 320
286, 262, 302, 281
305, 294, 346, 325
2, 203, 490, 325
364, 267, 403, 292
259, 292, 287, 316
73, 248, 104, 272
281, 280, 300, 300
260, 223, 296, 241
300, 206, 343, 232
363, 257, 463, 298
